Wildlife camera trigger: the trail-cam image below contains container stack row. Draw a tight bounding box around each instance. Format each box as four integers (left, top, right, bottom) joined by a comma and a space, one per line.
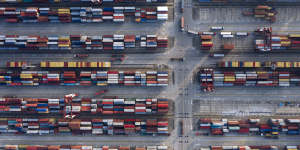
0, 0, 167, 3
218, 61, 300, 68
200, 70, 300, 87
0, 34, 168, 50
200, 35, 213, 50
0, 0, 167, 4
0, 70, 169, 86
3, 145, 169, 150
218, 61, 262, 68
0, 7, 168, 23
201, 145, 281, 150
7, 61, 112, 68
255, 32, 300, 52
253, 5, 276, 22
0, 118, 169, 135
288, 34, 300, 49
40, 62, 112, 68
199, 118, 300, 137
135, 6, 168, 23
0, 97, 169, 114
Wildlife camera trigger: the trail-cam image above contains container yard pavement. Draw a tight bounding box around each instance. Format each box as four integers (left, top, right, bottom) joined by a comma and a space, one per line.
2, 0, 300, 150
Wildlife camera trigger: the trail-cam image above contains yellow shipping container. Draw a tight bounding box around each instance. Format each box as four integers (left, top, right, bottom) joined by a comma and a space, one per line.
59, 36, 70, 40
224, 78, 235, 82
103, 62, 111, 68
90, 62, 98, 67
20, 74, 32, 79
23, 83, 34, 86
9, 62, 15, 67
268, 13, 274, 17
224, 76, 235, 78
40, 62, 46, 67
285, 62, 291, 68
244, 61, 253, 67
279, 79, 289, 82
58, 44, 70, 47
68, 62, 76, 68
201, 41, 213, 45
135, 18, 141, 22
147, 76, 157, 79
257, 71, 267, 74
97, 83, 107, 86
294, 62, 300, 67
280, 36, 288, 40
281, 41, 291, 45
79, 62, 87, 67
276, 62, 284, 68
231, 61, 239, 67
50, 62, 64, 67
289, 34, 300, 38
98, 62, 103, 67
58, 9, 70, 12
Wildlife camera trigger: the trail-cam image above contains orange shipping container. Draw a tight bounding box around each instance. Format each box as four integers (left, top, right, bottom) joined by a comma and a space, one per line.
201, 35, 212, 40
223, 44, 235, 50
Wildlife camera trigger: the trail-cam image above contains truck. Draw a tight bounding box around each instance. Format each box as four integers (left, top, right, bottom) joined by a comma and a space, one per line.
180, 17, 184, 31
211, 26, 224, 30
179, 120, 184, 136
74, 54, 89, 58
170, 57, 184, 61
209, 53, 225, 58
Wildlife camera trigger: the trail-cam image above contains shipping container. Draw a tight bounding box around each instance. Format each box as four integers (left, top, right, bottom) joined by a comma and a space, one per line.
0, 34, 168, 51
0, 7, 167, 23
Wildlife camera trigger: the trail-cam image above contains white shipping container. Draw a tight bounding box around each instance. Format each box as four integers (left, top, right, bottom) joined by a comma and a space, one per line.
202, 32, 215, 35
157, 6, 168, 12
249, 128, 259, 132
27, 130, 39, 134
236, 32, 248, 36
80, 127, 92, 130
124, 109, 135, 112
222, 35, 234, 38
220, 32, 232, 35
211, 26, 224, 30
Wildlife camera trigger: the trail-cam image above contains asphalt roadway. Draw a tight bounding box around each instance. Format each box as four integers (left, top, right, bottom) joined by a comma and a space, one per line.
1, 0, 300, 150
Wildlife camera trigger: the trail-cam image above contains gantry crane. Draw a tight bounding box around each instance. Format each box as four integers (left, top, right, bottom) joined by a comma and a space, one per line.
64, 93, 78, 119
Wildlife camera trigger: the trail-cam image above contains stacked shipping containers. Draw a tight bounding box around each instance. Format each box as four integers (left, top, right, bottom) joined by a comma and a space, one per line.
198, 118, 300, 136
0, 34, 168, 50
0, 7, 168, 23
200, 35, 213, 50
200, 61, 300, 87
0, 70, 169, 86
253, 5, 276, 22
0, 97, 169, 114
255, 31, 300, 52
135, 6, 168, 23
200, 146, 280, 150
0, 118, 169, 135
0, 0, 167, 3
1, 145, 168, 150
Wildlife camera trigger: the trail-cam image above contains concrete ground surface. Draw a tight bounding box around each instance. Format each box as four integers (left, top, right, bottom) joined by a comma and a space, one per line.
1, 0, 300, 150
